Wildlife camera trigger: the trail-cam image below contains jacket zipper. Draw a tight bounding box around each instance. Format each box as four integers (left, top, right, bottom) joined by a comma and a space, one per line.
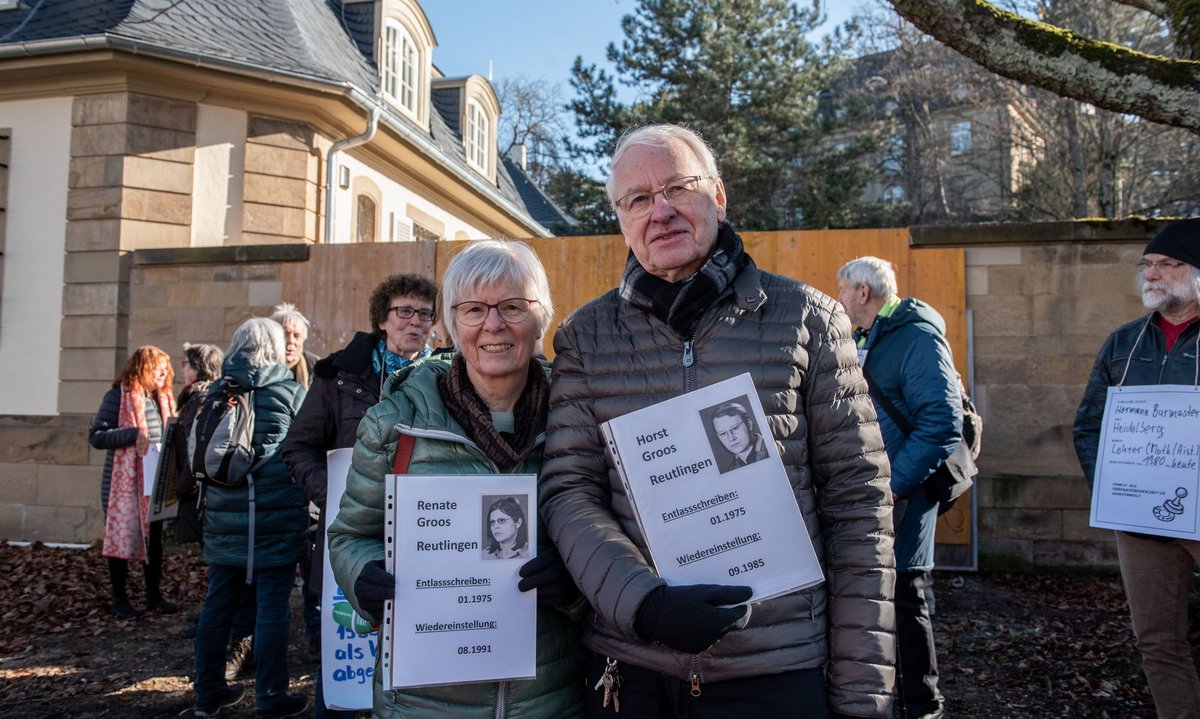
689, 656, 702, 696
494, 680, 510, 719
681, 297, 727, 392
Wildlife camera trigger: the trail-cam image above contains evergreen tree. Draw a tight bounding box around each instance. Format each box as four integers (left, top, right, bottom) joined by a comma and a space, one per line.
567, 0, 854, 230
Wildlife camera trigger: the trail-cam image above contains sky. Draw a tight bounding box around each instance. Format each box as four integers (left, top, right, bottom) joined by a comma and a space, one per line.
423, 1, 860, 98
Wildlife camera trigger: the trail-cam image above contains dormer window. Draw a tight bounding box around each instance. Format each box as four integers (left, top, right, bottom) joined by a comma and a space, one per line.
466, 100, 489, 172
384, 19, 419, 118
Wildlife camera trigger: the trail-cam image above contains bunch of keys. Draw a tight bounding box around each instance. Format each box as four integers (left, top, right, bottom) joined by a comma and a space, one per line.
593, 656, 623, 712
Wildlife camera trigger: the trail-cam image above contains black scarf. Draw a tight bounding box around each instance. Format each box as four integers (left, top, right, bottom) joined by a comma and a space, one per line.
438, 354, 548, 473
619, 222, 749, 337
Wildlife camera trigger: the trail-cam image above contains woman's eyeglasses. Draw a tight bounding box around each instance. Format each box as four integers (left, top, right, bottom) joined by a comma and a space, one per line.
452, 298, 538, 327
388, 305, 435, 323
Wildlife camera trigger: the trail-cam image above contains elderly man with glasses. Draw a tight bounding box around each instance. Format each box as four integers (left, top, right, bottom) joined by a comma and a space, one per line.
1074, 218, 1200, 719
541, 123, 895, 719
282, 272, 437, 719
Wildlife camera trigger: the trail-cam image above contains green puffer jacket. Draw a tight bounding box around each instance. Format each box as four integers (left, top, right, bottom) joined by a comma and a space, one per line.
202, 353, 308, 571
328, 357, 583, 719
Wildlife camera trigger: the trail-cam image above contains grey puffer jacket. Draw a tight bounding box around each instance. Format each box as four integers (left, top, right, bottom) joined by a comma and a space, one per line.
1074, 312, 1200, 489
541, 258, 896, 718
328, 358, 584, 719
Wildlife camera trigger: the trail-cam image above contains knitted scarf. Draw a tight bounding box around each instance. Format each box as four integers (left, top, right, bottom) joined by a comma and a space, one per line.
619, 222, 749, 338
372, 338, 432, 378
103, 384, 176, 562
438, 354, 548, 473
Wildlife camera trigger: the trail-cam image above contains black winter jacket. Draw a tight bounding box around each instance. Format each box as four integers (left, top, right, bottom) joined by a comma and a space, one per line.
1074, 312, 1200, 489
283, 331, 382, 593
89, 386, 164, 513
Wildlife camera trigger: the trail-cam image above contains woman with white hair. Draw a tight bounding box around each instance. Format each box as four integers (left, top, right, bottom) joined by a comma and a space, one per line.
328, 239, 584, 718
191, 318, 310, 719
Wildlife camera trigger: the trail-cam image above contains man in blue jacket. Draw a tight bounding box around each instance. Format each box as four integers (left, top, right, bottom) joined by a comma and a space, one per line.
837, 256, 963, 719
1074, 218, 1200, 719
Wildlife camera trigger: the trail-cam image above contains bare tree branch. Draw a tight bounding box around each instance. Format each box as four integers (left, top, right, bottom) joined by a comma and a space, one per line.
1111, 0, 1167, 19
885, 0, 1200, 132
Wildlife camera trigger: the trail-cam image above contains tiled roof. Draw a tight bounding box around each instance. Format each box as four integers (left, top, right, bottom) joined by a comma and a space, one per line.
499, 156, 577, 234
0, 0, 570, 234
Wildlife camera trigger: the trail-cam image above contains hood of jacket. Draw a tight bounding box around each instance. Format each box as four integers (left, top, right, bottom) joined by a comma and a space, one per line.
222, 352, 292, 390
867, 297, 946, 347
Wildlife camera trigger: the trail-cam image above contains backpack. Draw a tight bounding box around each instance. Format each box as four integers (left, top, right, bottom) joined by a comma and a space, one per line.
188, 379, 259, 488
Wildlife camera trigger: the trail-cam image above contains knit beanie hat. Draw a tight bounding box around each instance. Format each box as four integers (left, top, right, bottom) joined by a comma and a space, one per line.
1144, 218, 1200, 267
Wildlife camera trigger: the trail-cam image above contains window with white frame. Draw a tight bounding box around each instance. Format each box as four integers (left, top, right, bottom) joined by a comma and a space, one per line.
383, 19, 419, 117
466, 100, 489, 172
950, 120, 972, 156
883, 184, 905, 204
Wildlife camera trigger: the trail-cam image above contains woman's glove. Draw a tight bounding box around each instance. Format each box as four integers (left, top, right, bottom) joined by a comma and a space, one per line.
634, 583, 752, 654
353, 559, 395, 623
517, 550, 580, 607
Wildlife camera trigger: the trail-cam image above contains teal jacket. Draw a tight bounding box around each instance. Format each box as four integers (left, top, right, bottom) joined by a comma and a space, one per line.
202, 353, 308, 571
328, 357, 583, 719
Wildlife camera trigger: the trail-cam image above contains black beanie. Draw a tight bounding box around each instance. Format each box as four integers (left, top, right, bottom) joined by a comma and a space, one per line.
1144, 218, 1200, 267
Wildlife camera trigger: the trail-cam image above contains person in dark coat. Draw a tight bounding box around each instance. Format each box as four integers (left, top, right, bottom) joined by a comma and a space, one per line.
1073, 218, 1200, 719
171, 343, 224, 545
191, 318, 309, 719
89, 345, 178, 619
282, 273, 436, 718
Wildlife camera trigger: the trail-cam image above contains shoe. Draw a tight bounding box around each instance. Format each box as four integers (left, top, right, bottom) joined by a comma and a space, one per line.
195, 684, 245, 717
145, 594, 179, 614
255, 692, 308, 718
111, 596, 142, 620
224, 635, 254, 681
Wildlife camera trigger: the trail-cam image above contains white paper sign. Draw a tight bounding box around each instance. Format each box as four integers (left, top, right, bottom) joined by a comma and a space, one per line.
384, 473, 537, 689
600, 373, 823, 603
1090, 385, 1200, 540
321, 448, 377, 710
141, 444, 160, 498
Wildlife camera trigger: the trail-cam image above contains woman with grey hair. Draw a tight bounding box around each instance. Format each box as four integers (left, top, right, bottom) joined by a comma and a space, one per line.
328, 239, 583, 718
269, 303, 316, 389
191, 317, 310, 719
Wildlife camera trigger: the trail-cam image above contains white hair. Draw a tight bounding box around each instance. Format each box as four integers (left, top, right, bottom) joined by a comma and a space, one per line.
837, 256, 898, 301
269, 302, 310, 337
439, 239, 555, 349
606, 124, 721, 206
226, 318, 287, 368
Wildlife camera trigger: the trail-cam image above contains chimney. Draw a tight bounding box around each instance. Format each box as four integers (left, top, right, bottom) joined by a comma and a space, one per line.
509, 143, 527, 171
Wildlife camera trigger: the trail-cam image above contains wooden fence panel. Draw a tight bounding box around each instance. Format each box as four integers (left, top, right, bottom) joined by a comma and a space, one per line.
281, 230, 971, 556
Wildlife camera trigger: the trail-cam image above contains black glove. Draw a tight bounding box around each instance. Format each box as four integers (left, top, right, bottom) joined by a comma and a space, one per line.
634, 583, 752, 654
353, 559, 395, 623
517, 550, 581, 608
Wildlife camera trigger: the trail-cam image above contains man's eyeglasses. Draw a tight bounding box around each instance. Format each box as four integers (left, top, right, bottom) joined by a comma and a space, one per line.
452, 298, 538, 327
715, 422, 746, 441
1137, 259, 1187, 272
614, 175, 714, 218
388, 305, 435, 323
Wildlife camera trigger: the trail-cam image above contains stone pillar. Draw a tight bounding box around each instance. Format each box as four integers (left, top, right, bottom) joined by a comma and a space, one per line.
61, 92, 197, 414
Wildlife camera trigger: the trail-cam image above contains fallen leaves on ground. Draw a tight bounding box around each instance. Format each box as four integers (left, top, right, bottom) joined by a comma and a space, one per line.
0, 543, 1164, 718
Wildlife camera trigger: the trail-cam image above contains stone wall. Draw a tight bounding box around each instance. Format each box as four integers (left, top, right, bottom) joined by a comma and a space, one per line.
930, 222, 1156, 567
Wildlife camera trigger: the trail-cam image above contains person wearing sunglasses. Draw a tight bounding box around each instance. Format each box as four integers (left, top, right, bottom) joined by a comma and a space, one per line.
283, 273, 437, 719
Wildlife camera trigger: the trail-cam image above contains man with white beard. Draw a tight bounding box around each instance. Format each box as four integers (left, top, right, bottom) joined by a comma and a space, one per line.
1073, 217, 1200, 719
